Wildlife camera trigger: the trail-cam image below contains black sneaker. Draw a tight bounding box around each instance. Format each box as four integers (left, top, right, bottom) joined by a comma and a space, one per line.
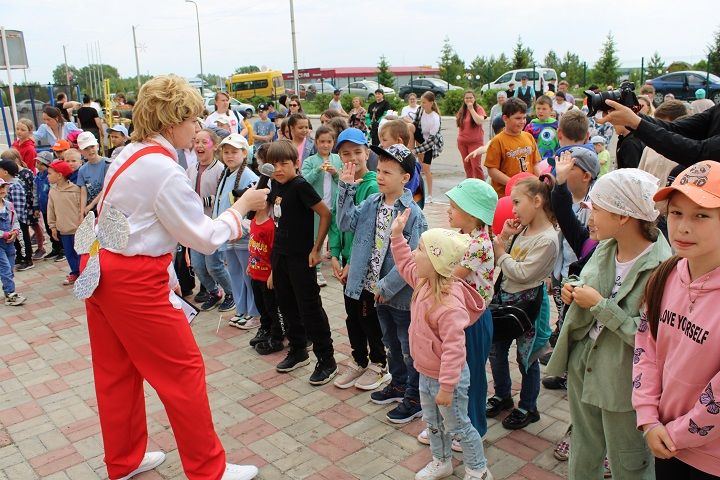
309, 357, 338, 385
200, 291, 222, 311
502, 408, 540, 430
539, 350, 553, 366
249, 328, 271, 347
370, 383, 405, 405
218, 294, 235, 312
386, 398, 422, 424
276, 348, 310, 372
486, 396, 514, 418
194, 289, 209, 303
16, 262, 34, 272
542, 374, 567, 390
53, 254, 66, 263
44, 250, 61, 261
255, 338, 284, 355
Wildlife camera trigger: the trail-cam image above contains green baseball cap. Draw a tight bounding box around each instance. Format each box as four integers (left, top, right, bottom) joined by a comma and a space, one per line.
446, 179, 498, 226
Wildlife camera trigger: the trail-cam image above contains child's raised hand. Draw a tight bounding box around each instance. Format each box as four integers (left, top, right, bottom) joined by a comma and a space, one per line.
391, 208, 410, 238
554, 151, 574, 185
325, 164, 338, 176
435, 389, 452, 407
340, 162, 359, 185
501, 218, 523, 237
644, 424, 677, 459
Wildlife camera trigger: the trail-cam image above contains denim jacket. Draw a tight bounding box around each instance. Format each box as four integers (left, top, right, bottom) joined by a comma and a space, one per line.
337, 181, 427, 310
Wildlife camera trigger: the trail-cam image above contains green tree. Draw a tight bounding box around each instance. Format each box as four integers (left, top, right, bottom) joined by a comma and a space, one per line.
646, 52, 665, 79
52, 64, 80, 85
234, 65, 260, 74
593, 32, 620, 87
559, 51, 584, 86
543, 50, 561, 71
707, 27, 720, 74
693, 59, 709, 72
492, 53, 512, 80
376, 55, 395, 88
469, 55, 493, 86
512, 36, 534, 69
438, 37, 466, 86
667, 61, 691, 72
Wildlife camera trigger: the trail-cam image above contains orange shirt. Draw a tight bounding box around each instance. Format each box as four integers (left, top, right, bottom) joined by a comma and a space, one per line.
484, 130, 541, 197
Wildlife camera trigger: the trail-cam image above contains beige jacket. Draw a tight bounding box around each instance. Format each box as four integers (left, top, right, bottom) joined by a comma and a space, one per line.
48, 181, 82, 235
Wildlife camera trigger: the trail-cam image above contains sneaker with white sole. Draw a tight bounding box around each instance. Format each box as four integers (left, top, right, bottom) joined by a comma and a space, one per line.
464, 467, 493, 480
333, 361, 366, 389
316, 271, 327, 287
416, 428, 462, 452
238, 316, 261, 330
221, 463, 259, 480
115, 451, 166, 480
415, 458, 453, 480
354, 362, 391, 391
4, 292, 26, 307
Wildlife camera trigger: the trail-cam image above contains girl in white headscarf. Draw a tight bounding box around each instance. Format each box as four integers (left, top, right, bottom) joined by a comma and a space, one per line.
547, 168, 673, 480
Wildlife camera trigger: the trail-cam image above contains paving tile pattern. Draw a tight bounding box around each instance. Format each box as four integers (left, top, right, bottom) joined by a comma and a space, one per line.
0, 202, 571, 479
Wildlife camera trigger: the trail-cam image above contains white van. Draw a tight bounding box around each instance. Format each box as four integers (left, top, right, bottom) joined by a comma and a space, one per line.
480, 68, 558, 93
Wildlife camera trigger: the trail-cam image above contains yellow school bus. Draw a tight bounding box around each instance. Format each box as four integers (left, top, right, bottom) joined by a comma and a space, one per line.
226, 70, 285, 100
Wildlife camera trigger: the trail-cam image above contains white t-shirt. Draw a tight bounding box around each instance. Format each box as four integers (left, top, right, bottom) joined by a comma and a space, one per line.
329, 99, 343, 112
205, 110, 240, 134
589, 243, 654, 340
553, 101, 571, 117
420, 111, 441, 138
401, 105, 419, 121
322, 171, 333, 207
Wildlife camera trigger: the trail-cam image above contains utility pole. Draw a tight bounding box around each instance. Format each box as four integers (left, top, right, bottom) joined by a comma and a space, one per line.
185, 0, 204, 91
86, 43, 94, 98
132, 25, 141, 90
62, 44, 70, 85
289, 0, 299, 94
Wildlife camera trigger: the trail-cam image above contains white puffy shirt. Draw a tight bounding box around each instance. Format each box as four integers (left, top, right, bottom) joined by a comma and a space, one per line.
100, 135, 241, 257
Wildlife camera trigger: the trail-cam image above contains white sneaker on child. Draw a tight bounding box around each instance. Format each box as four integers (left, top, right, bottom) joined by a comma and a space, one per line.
115, 451, 166, 480
464, 466, 493, 480
415, 458, 453, 480
221, 463, 258, 480
417, 428, 463, 452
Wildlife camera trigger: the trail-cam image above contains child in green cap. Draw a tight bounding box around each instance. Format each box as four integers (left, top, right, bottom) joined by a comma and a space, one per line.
416, 178, 499, 448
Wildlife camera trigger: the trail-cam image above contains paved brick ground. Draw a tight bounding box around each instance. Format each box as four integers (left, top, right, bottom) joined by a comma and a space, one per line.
0, 202, 571, 480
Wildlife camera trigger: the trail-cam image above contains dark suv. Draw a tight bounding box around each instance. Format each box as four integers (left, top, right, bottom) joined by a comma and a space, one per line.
646, 71, 720, 104
398, 78, 462, 100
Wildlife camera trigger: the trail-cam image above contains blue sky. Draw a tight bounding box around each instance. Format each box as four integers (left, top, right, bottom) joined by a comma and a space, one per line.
1, 0, 718, 84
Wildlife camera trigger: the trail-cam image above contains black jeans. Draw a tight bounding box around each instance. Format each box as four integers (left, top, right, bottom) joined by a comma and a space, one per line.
42, 210, 63, 254
14, 221, 32, 264
344, 289, 386, 368
656, 457, 719, 480
251, 278, 284, 341
271, 253, 333, 360
174, 245, 195, 296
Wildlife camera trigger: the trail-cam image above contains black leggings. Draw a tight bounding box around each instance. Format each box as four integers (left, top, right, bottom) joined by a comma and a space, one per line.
656, 457, 719, 480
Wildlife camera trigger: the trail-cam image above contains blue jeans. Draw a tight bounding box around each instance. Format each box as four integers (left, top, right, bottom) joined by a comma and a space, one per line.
466, 309, 493, 436
489, 338, 540, 412
190, 249, 233, 297
376, 304, 418, 401
60, 234, 79, 276
0, 242, 16, 294
223, 249, 258, 316
419, 366, 487, 470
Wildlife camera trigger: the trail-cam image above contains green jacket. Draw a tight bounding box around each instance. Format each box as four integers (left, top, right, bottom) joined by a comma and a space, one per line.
329, 170, 379, 262
546, 236, 671, 412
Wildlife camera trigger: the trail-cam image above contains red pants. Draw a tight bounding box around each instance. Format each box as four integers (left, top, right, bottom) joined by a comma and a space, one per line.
84, 251, 225, 479
458, 138, 485, 180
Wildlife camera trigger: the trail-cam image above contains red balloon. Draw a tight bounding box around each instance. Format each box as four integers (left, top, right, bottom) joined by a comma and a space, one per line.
505, 172, 535, 197
492, 196, 515, 235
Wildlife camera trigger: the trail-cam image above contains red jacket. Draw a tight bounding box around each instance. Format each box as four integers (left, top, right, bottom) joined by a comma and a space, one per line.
12, 138, 37, 173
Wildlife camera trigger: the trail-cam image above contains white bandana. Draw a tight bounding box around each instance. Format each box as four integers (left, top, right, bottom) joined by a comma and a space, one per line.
589, 168, 660, 221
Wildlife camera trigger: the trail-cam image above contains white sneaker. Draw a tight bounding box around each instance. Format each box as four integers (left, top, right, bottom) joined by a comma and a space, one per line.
221, 463, 259, 480
115, 452, 166, 480
464, 467, 493, 480
354, 363, 391, 390
238, 316, 261, 330
4, 292, 26, 306
416, 428, 462, 451
426, 195, 434, 204
415, 458, 453, 480
333, 361, 366, 389
316, 271, 327, 287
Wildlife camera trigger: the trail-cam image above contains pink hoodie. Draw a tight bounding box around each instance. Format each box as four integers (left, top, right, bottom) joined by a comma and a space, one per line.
633, 258, 720, 475
390, 233, 485, 393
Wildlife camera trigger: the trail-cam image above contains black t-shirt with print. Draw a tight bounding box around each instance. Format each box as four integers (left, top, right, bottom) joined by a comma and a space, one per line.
77, 106, 99, 129
269, 176, 321, 257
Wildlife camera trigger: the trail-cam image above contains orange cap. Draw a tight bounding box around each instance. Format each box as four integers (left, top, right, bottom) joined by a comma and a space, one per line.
52, 139, 71, 151
654, 161, 720, 208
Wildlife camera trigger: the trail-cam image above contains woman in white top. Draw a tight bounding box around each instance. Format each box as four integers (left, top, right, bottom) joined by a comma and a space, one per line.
205, 91, 242, 135
401, 92, 420, 122
33, 105, 81, 147
79, 75, 266, 480
414, 91, 442, 202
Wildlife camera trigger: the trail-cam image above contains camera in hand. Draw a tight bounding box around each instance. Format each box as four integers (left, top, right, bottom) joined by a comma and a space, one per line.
584, 81, 640, 117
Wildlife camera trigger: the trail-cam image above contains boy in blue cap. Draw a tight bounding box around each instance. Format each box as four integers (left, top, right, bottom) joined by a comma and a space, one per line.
330, 128, 389, 391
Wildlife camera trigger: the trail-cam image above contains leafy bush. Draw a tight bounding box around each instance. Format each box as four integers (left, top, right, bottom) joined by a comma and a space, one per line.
340, 94, 360, 112
479, 89, 504, 113
248, 96, 271, 108
312, 93, 333, 113
439, 89, 465, 116
385, 94, 405, 114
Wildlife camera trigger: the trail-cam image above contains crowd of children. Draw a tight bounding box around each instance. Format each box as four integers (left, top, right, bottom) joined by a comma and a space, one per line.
4, 85, 720, 480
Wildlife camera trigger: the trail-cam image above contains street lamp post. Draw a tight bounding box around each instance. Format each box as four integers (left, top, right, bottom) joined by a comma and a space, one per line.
185, 0, 204, 92
289, 0, 299, 95
132, 25, 141, 89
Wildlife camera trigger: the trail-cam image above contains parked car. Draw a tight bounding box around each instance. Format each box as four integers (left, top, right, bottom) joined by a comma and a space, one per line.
479, 68, 558, 94
17, 99, 45, 113
343, 80, 395, 100
398, 78, 462, 100
204, 95, 255, 117
645, 71, 720, 105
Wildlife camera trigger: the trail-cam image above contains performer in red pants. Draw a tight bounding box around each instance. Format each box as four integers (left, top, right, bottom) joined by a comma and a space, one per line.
75, 75, 267, 480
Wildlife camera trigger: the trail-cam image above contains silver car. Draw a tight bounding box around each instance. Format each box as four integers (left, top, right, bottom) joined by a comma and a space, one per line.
204, 96, 255, 117
342, 80, 395, 100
